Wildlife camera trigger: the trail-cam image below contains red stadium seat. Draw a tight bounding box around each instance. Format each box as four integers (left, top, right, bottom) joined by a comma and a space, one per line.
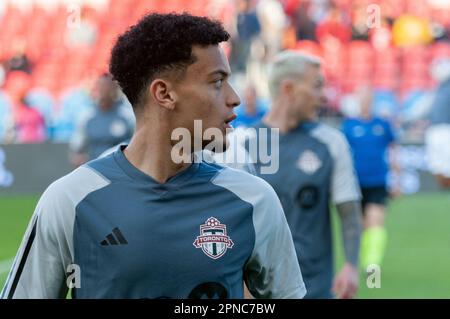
342, 77, 370, 93
375, 65, 399, 79
347, 41, 374, 63
431, 42, 450, 60
405, 0, 431, 18
323, 60, 346, 82
131, 0, 156, 22
402, 46, 430, 63
402, 62, 429, 80
0, 0, 446, 109
373, 75, 398, 91
108, 0, 134, 19
375, 47, 399, 66
400, 75, 430, 92
190, 0, 209, 16
295, 40, 323, 58
431, 6, 450, 25
347, 66, 373, 77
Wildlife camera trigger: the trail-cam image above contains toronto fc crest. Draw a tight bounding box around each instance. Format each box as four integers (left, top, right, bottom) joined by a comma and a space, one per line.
193, 217, 234, 259
297, 150, 322, 174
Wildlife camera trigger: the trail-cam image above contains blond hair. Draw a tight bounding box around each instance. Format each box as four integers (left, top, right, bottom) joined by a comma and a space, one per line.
268, 50, 322, 98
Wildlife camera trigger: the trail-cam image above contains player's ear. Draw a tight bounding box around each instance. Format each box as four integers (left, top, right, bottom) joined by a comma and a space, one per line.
280, 78, 295, 96
149, 79, 177, 110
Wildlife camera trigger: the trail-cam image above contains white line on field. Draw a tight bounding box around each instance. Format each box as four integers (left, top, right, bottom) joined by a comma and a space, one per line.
0, 258, 13, 274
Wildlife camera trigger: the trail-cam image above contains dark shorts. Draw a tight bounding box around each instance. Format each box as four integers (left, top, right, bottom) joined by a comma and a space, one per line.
361, 186, 388, 210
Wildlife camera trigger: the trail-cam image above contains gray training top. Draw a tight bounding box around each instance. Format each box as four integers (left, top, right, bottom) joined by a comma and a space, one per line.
248, 121, 360, 298
2, 145, 305, 299
70, 101, 135, 160
430, 78, 450, 125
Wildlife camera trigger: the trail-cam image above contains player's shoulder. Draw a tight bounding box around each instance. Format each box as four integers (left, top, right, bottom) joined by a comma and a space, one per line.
308, 123, 351, 162
374, 116, 391, 127
50, 164, 109, 194
38, 165, 111, 213
211, 165, 279, 203
77, 107, 96, 124
342, 117, 359, 128
86, 150, 127, 182
310, 122, 348, 145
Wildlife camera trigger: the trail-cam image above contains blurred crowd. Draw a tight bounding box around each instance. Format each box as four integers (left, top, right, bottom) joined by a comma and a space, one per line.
0, 0, 449, 145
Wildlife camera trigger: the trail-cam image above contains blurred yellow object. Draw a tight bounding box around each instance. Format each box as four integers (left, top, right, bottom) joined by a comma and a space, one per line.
392, 15, 433, 47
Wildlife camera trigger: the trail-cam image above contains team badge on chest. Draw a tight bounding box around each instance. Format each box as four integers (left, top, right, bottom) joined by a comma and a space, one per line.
372, 124, 385, 136
296, 150, 322, 174
193, 217, 234, 259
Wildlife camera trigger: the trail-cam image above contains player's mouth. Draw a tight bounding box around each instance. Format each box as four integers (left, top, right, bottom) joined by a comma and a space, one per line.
224, 114, 237, 129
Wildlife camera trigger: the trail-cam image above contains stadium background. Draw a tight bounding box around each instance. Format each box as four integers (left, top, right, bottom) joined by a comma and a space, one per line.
0, 0, 449, 298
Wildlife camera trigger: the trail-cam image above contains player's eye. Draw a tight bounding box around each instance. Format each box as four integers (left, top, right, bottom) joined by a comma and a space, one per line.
316, 79, 324, 89
213, 79, 224, 89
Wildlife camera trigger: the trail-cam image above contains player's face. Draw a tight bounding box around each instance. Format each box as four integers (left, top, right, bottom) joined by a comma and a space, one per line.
171, 45, 241, 151
291, 65, 325, 122
357, 86, 373, 117
95, 76, 118, 109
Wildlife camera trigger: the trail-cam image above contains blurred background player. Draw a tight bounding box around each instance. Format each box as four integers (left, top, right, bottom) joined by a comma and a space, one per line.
229, 0, 261, 77
231, 84, 267, 128
7, 71, 46, 143
342, 85, 399, 270
426, 57, 450, 189
69, 73, 134, 166
248, 51, 362, 299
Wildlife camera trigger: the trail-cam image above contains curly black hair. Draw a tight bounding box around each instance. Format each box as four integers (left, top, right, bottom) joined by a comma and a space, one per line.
109, 12, 230, 108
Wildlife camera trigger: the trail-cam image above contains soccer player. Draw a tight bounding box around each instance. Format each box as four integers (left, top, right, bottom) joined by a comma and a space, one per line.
426, 58, 450, 189
342, 85, 399, 270
1, 13, 305, 299
247, 51, 362, 299
231, 84, 266, 129
70, 73, 135, 165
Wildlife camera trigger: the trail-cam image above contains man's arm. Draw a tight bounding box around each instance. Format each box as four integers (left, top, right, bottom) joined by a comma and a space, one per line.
321, 128, 362, 298
1, 166, 108, 299
332, 201, 363, 299
243, 180, 306, 299
425, 124, 450, 189
1, 184, 72, 299
337, 201, 363, 267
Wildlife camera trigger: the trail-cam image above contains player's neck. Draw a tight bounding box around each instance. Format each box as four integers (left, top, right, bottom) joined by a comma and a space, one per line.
263, 104, 301, 134
123, 121, 192, 184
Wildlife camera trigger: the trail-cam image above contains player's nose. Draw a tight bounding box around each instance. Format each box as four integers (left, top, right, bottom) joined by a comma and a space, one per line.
227, 83, 241, 109
319, 92, 327, 106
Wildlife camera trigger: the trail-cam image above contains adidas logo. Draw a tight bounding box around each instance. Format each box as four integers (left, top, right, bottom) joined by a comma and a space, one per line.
100, 227, 128, 246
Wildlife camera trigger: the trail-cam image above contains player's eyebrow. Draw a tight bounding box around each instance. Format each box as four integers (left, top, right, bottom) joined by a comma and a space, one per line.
316, 76, 324, 87
208, 69, 231, 79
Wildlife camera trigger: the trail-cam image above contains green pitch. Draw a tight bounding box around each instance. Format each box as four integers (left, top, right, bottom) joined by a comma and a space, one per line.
1, 193, 449, 298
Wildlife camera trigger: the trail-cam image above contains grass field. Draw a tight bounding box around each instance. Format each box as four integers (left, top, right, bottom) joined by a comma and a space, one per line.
1, 192, 449, 298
